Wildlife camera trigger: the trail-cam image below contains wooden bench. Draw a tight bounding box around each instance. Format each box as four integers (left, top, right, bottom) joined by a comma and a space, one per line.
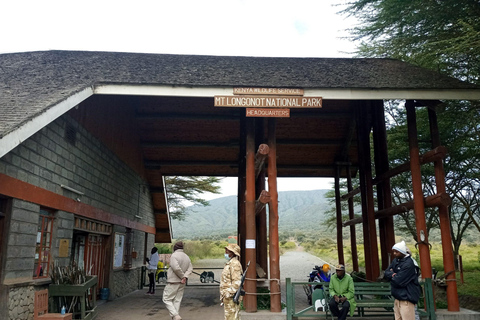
286, 278, 429, 319
34, 289, 73, 320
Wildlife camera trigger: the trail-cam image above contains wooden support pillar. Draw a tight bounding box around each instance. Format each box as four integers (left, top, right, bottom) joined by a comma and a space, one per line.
255, 119, 268, 280
406, 101, 436, 318
267, 118, 281, 313
256, 176, 268, 279
334, 165, 345, 265
372, 100, 396, 269
238, 113, 247, 267
244, 117, 257, 312
356, 102, 380, 280
428, 107, 460, 311
406, 101, 433, 275
346, 165, 359, 272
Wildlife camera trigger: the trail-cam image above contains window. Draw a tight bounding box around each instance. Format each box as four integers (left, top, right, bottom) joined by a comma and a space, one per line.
124, 228, 133, 269
34, 208, 54, 278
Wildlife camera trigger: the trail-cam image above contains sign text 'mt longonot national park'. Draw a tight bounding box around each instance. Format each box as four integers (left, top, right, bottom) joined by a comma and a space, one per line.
214, 95, 322, 108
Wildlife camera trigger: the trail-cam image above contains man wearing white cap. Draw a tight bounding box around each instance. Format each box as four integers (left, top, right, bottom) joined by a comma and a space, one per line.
384, 241, 421, 320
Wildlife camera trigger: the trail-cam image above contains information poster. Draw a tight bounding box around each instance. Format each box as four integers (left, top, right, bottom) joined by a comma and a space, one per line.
113, 233, 125, 268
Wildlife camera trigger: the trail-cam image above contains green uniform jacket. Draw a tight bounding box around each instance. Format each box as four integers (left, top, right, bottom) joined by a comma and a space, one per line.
328, 273, 356, 316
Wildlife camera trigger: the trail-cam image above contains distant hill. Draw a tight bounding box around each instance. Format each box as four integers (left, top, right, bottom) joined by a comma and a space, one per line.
171, 189, 333, 239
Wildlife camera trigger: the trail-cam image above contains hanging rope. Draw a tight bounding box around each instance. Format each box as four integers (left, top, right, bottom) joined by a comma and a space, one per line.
244, 291, 282, 296
243, 277, 282, 295
245, 277, 280, 285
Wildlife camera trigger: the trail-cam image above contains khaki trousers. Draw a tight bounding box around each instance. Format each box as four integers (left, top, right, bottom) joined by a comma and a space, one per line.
162, 282, 186, 317
223, 297, 241, 320
394, 299, 416, 320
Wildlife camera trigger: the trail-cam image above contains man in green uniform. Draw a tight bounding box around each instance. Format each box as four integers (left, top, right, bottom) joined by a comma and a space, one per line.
328, 264, 356, 320
220, 244, 243, 320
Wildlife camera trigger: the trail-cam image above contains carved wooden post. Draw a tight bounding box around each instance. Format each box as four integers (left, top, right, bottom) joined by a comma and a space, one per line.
335, 165, 345, 265
428, 107, 459, 311
267, 118, 281, 312
372, 100, 395, 269
244, 117, 257, 312
356, 102, 380, 280
406, 100, 435, 318
346, 165, 359, 272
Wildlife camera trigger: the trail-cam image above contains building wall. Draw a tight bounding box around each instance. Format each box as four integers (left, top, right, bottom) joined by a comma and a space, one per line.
0, 114, 156, 319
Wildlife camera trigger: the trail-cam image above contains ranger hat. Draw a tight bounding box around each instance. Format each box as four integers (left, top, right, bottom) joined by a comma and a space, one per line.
225, 243, 241, 257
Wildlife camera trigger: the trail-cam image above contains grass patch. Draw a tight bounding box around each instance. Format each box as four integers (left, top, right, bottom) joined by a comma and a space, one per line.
457, 271, 480, 297
156, 240, 228, 262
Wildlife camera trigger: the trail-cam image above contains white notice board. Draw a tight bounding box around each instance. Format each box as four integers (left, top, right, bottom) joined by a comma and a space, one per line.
113, 233, 125, 268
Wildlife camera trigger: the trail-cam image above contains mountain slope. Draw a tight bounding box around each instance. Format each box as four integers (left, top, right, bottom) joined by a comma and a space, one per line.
171, 189, 332, 239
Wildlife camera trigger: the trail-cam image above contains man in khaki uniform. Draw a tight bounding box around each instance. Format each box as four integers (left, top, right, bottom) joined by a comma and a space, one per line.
162, 241, 193, 320
220, 244, 243, 320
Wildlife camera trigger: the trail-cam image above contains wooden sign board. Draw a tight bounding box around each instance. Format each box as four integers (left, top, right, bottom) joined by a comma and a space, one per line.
59, 239, 69, 257
214, 95, 322, 108
234, 87, 304, 96
246, 108, 290, 118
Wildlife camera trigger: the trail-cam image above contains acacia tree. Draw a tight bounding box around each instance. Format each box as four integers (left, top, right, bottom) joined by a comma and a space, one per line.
164, 176, 222, 220
342, 0, 480, 257
343, 0, 480, 82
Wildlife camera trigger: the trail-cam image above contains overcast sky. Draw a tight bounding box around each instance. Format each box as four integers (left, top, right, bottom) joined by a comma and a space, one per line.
1, 0, 356, 197
0, 0, 357, 57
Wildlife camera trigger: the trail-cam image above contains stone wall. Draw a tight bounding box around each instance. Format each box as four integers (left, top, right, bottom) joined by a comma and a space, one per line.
5, 199, 39, 281
8, 284, 35, 320
111, 267, 142, 299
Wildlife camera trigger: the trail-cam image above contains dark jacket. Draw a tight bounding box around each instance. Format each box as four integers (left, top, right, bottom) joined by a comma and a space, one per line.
384, 255, 421, 304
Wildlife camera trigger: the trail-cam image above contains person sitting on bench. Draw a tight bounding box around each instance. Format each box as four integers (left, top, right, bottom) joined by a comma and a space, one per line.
328, 264, 356, 320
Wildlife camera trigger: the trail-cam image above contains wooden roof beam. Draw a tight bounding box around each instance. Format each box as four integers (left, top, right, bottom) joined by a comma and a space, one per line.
144, 160, 239, 167
142, 139, 354, 148
276, 139, 355, 146
142, 141, 239, 148
136, 113, 239, 120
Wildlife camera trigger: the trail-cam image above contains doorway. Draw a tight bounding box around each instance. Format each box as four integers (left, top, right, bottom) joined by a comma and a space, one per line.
72, 232, 109, 291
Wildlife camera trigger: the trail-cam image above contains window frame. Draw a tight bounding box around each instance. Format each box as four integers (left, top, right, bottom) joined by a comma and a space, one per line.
34, 208, 54, 279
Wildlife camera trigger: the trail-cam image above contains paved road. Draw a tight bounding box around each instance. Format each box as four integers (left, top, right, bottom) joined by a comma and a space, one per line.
280, 250, 330, 282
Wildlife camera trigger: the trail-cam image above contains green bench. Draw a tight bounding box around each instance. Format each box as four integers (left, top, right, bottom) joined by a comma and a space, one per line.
348, 282, 428, 318
327, 282, 394, 317
286, 278, 429, 319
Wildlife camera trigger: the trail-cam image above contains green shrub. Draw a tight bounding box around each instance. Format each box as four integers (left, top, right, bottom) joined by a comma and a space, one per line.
156, 243, 172, 254
280, 241, 296, 250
